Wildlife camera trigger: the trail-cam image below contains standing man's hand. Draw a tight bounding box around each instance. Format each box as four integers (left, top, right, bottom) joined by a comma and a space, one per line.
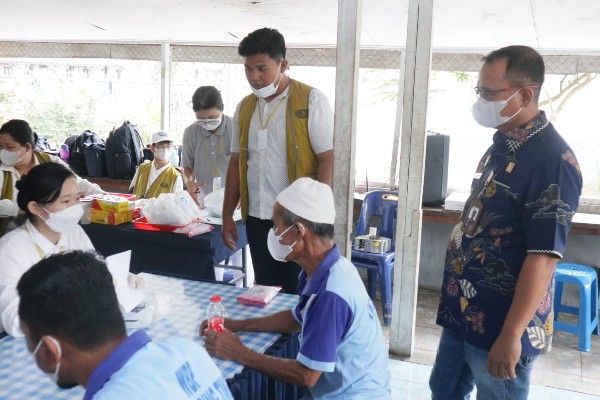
487, 333, 521, 380
221, 215, 238, 250
186, 181, 205, 206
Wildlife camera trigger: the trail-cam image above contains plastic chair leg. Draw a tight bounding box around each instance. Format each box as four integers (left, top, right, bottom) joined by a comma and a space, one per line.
554, 281, 565, 316
579, 284, 592, 352
380, 264, 392, 326
367, 269, 378, 300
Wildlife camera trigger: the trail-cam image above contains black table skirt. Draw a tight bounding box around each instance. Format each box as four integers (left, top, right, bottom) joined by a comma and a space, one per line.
227, 333, 307, 400
82, 220, 248, 281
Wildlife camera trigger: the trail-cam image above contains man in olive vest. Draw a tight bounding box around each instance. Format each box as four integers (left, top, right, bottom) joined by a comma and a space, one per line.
129, 130, 183, 199
221, 27, 334, 294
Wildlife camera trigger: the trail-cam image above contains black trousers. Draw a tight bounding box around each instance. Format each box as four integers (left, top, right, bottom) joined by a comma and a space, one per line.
245, 215, 301, 294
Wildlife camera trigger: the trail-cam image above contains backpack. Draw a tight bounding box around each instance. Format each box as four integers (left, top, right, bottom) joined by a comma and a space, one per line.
68, 130, 105, 176
34, 133, 53, 152
84, 142, 107, 177
105, 121, 144, 179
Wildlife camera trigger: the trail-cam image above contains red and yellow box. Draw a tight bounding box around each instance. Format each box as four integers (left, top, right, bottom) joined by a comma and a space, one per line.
91, 193, 136, 213
90, 208, 140, 225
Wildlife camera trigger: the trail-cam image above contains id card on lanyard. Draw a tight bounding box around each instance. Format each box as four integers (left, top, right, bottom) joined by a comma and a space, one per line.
461, 168, 495, 236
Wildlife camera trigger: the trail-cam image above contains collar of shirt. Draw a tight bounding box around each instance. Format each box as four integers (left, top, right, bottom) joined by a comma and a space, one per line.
494, 110, 549, 149
199, 117, 227, 138
152, 160, 172, 174
84, 330, 152, 400
25, 219, 68, 254
299, 245, 342, 296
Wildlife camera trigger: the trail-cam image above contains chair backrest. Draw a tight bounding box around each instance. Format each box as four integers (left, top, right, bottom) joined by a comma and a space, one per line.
356, 190, 398, 249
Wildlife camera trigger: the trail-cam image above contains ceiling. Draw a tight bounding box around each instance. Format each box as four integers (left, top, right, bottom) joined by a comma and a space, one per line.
0, 0, 599, 53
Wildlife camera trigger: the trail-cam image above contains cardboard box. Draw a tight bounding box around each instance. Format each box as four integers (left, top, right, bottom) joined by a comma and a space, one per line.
91, 194, 135, 213
90, 209, 132, 225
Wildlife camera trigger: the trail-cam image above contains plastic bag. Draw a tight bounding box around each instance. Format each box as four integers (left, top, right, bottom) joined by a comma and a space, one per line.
142, 191, 202, 226
204, 188, 225, 217
237, 285, 282, 306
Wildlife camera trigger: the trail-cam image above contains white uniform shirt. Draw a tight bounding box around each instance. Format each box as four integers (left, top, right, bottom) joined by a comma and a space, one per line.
129, 161, 184, 195
0, 220, 94, 337
0, 154, 104, 217
231, 84, 334, 219
182, 116, 232, 194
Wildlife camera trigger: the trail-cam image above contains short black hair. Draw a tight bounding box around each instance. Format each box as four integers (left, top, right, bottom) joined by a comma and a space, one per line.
279, 207, 334, 239
16, 162, 75, 221
17, 250, 126, 349
192, 86, 224, 112
0, 119, 38, 147
483, 45, 545, 101
238, 27, 286, 61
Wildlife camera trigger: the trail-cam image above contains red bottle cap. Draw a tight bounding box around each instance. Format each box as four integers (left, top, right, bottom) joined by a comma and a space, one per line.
210, 295, 221, 302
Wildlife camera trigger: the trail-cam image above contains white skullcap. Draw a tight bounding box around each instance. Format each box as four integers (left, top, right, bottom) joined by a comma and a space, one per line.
152, 130, 174, 144
276, 177, 335, 224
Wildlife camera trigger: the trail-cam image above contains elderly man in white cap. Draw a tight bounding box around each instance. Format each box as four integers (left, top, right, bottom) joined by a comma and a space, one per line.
202, 177, 391, 399
129, 130, 183, 199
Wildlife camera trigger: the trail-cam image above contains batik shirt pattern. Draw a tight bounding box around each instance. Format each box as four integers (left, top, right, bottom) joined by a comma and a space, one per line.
436, 111, 583, 356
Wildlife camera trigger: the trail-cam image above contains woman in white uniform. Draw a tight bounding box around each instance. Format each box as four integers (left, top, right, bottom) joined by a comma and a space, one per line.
0, 162, 94, 337
0, 119, 104, 236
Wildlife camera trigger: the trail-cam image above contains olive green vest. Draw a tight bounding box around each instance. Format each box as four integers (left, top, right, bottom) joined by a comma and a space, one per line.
238, 79, 317, 221
0, 151, 51, 237
132, 161, 180, 199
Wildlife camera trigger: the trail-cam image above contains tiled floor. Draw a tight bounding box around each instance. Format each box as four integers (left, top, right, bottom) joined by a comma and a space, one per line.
378, 287, 600, 399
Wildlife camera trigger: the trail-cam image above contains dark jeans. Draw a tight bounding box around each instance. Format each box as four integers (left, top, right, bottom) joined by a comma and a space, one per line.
245, 215, 301, 294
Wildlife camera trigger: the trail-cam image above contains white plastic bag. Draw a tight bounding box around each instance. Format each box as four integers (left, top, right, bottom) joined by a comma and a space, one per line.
204, 188, 225, 217
142, 192, 202, 226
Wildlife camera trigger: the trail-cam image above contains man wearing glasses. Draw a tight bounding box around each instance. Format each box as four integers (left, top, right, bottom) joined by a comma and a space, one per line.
129, 130, 183, 199
430, 45, 582, 399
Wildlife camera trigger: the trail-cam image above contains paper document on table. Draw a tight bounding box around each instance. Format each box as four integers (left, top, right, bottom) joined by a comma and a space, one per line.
106, 250, 147, 313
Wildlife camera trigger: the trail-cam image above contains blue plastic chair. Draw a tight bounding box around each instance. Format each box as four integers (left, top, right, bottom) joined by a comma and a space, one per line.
351, 190, 397, 326
553, 263, 599, 352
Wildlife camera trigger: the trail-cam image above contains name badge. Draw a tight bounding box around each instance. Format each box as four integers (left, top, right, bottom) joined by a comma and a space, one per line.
213, 176, 221, 192
473, 172, 482, 180
257, 128, 268, 150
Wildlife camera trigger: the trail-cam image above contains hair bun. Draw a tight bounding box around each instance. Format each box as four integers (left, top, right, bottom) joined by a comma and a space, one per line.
15, 174, 29, 190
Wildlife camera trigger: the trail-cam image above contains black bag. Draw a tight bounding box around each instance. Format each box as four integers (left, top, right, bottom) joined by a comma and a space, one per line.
84, 142, 107, 177
68, 130, 105, 176
105, 121, 144, 179
34, 133, 53, 152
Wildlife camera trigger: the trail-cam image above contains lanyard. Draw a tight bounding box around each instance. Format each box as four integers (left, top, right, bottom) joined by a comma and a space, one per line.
258, 97, 286, 129
205, 135, 223, 177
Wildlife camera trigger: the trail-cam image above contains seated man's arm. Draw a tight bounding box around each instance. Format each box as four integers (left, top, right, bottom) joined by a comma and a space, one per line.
204, 331, 321, 388
201, 309, 300, 336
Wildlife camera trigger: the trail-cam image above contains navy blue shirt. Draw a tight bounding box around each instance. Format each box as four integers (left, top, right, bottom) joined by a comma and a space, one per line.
436, 111, 582, 356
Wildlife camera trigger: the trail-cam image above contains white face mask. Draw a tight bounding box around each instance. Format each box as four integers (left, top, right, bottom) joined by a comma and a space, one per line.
0, 148, 25, 166
32, 335, 62, 384
41, 203, 84, 234
267, 224, 302, 262
251, 64, 282, 98
196, 116, 223, 131
471, 89, 523, 128
155, 148, 172, 161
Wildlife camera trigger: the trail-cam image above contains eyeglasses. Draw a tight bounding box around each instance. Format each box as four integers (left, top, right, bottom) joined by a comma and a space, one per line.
474, 85, 539, 101
154, 144, 173, 150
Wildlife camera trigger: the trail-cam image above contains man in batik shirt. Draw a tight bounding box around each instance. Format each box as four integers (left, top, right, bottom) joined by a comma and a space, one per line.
429, 45, 582, 400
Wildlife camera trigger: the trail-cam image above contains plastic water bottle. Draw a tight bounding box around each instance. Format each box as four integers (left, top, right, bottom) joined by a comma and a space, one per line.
207, 295, 225, 332
59, 144, 70, 164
